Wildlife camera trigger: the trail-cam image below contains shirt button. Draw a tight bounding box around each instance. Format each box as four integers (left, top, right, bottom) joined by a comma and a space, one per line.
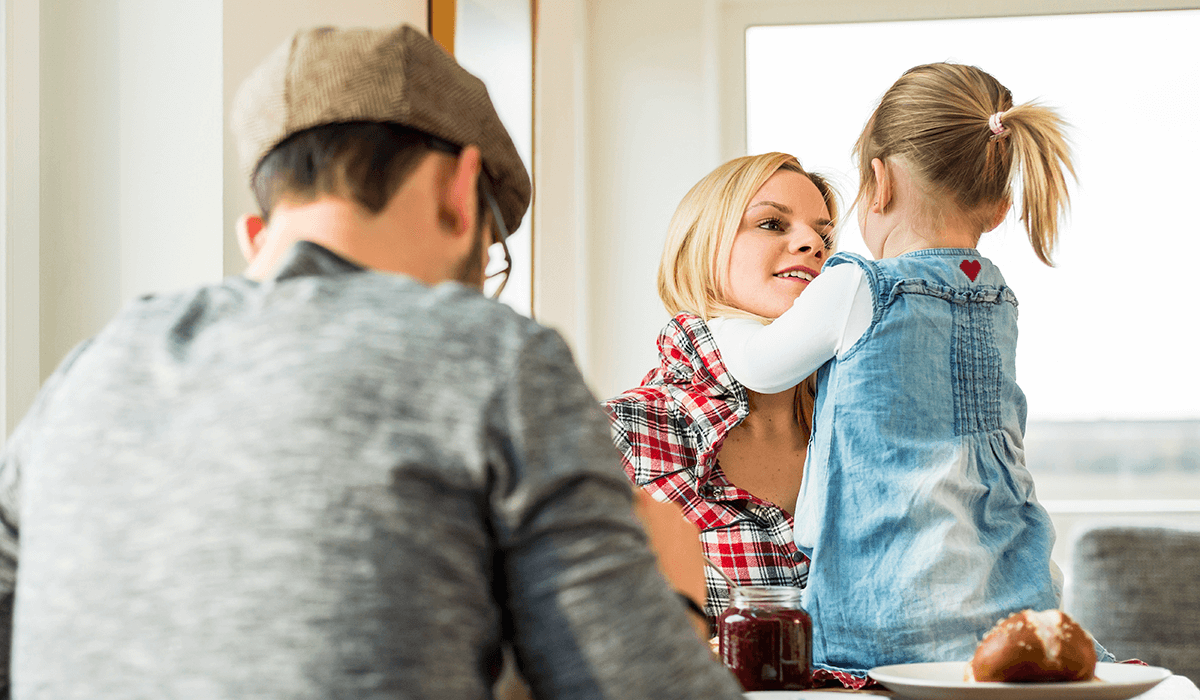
790, 551, 805, 562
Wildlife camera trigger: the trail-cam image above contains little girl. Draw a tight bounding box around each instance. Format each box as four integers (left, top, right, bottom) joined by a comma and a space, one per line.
709, 63, 1110, 675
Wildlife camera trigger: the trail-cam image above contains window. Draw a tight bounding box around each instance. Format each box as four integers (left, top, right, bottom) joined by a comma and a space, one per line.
742, 9, 1200, 559
452, 0, 533, 316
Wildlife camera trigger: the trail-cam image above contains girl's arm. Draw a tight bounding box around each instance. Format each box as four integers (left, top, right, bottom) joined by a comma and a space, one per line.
709, 264, 871, 394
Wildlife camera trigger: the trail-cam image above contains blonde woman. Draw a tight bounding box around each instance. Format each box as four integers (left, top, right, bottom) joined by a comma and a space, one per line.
603, 152, 849, 679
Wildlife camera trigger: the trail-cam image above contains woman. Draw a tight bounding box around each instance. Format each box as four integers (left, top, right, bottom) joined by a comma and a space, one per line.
604, 152, 837, 626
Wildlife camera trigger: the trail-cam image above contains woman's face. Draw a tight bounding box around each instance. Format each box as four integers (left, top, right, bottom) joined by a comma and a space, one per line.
725, 169, 833, 318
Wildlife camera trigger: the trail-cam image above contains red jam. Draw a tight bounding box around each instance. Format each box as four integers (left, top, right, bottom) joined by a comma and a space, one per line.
718, 587, 813, 691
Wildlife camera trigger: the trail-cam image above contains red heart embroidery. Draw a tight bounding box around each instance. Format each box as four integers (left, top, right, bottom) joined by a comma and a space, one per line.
959, 260, 981, 282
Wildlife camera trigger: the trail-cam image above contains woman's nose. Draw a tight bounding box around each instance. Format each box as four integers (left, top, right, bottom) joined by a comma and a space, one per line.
789, 227, 825, 258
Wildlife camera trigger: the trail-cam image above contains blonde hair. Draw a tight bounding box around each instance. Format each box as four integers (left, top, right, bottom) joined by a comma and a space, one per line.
657, 152, 839, 443
658, 152, 839, 319
854, 63, 1074, 265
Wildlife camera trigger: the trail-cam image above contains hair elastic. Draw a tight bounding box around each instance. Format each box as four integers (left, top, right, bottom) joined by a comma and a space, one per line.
988, 112, 1008, 136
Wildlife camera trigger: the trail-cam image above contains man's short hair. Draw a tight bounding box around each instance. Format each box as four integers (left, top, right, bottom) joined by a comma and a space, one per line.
251, 121, 488, 223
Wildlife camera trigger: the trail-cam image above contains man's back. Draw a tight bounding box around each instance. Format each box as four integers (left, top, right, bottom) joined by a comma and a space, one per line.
0, 242, 740, 699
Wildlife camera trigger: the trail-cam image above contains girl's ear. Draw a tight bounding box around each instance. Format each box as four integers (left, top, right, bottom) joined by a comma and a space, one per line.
871, 158, 892, 213
237, 214, 267, 263
985, 198, 1012, 232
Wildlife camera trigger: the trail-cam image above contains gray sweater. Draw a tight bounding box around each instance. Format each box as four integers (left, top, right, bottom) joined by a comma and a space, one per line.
0, 242, 743, 700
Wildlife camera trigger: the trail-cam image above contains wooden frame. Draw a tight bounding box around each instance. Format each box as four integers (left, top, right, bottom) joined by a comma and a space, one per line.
428, 0, 456, 54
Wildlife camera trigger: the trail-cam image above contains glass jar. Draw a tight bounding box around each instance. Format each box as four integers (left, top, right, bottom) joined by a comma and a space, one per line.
718, 585, 813, 691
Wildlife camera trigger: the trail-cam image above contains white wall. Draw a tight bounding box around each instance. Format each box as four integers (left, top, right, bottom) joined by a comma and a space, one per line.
531, 0, 593, 371
3, 0, 41, 435
19, 0, 425, 437
40, 0, 224, 383
584, 0, 724, 400
534, 0, 722, 400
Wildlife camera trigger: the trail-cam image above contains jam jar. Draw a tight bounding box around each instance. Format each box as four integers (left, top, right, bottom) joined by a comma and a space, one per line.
718, 585, 813, 691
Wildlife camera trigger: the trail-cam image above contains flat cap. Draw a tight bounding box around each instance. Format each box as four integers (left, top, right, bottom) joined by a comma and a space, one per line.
231, 24, 531, 233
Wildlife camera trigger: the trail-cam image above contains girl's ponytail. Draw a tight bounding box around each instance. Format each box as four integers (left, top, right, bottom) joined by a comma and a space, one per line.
995, 104, 1075, 265
855, 63, 1074, 266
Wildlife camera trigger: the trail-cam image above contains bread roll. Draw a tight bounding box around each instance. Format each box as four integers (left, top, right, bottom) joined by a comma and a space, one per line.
965, 609, 1097, 683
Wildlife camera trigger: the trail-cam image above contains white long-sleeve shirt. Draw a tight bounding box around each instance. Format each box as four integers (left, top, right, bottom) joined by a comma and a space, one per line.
708, 264, 874, 394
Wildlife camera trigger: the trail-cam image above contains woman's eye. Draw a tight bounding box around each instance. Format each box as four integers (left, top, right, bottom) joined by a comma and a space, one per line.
820, 227, 836, 248
758, 217, 785, 232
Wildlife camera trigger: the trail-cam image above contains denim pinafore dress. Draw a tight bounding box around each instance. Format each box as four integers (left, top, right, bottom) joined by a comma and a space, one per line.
794, 249, 1062, 674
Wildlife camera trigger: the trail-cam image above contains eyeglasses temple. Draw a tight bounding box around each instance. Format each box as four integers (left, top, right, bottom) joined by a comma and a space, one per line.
482, 185, 511, 299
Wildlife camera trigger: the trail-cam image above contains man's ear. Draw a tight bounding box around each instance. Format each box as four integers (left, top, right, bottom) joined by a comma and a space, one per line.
871, 157, 892, 213
237, 213, 267, 263
439, 145, 483, 239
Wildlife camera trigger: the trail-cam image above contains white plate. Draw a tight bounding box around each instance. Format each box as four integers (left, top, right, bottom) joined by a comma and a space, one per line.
867, 661, 1171, 700
744, 693, 892, 699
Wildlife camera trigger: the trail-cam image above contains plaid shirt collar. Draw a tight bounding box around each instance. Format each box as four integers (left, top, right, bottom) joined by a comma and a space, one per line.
652, 313, 743, 396
643, 313, 748, 482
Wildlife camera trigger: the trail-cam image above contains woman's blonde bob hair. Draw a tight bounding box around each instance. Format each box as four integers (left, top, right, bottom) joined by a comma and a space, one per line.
658, 152, 839, 320
657, 152, 838, 443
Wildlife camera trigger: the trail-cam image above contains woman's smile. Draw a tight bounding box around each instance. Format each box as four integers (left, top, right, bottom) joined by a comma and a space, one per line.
773, 265, 819, 284
726, 169, 833, 318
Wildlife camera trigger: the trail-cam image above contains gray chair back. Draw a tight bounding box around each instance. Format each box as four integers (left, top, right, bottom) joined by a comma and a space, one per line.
1065, 522, 1200, 684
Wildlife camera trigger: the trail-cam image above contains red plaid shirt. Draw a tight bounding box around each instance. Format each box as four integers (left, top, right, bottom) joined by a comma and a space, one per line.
604, 313, 808, 610
603, 314, 871, 689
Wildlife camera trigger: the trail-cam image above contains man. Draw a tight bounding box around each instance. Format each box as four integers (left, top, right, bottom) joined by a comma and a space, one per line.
0, 25, 741, 699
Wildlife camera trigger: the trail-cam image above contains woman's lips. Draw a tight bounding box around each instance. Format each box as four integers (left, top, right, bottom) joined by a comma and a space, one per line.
773, 265, 819, 282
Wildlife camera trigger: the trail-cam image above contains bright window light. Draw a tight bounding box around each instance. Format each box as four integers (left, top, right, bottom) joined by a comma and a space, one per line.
455, 0, 533, 315
746, 10, 1200, 423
